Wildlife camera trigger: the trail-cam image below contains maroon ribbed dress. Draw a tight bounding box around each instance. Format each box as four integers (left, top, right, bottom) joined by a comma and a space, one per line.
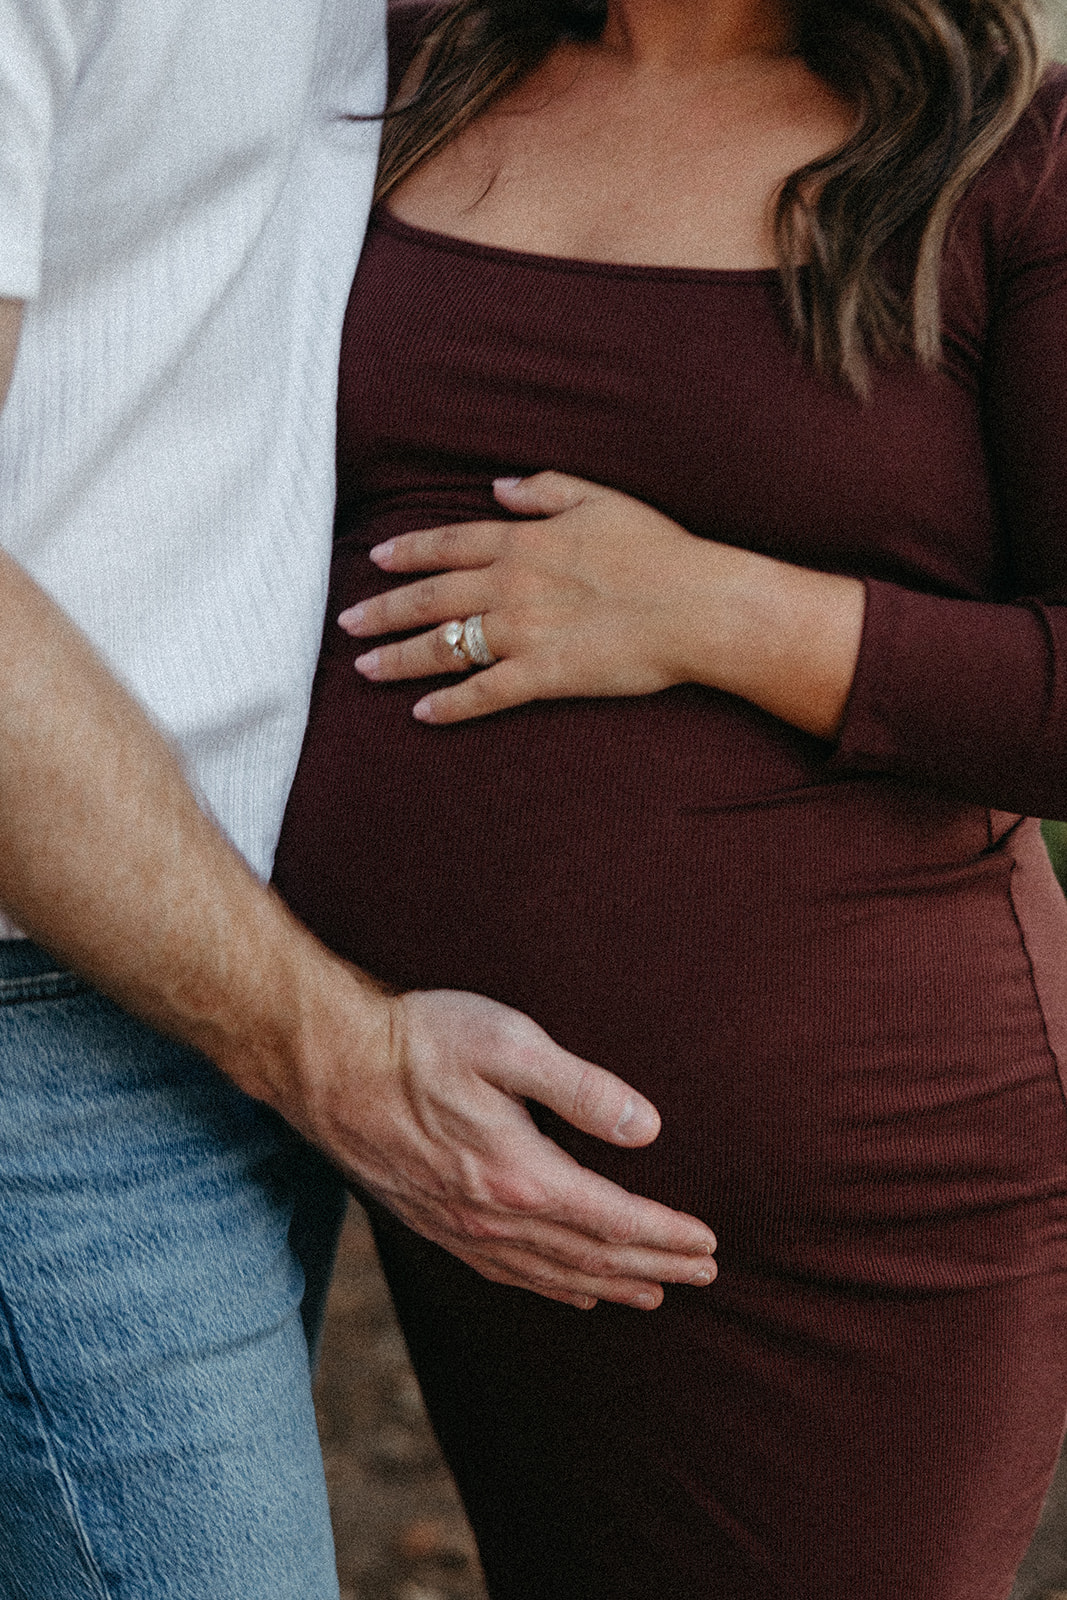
274, 67, 1067, 1600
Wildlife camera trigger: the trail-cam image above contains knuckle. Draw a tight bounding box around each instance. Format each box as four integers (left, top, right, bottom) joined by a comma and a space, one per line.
533, 469, 582, 509
428, 687, 469, 723
506, 521, 543, 556
413, 578, 441, 622
363, 596, 392, 632
470, 1260, 522, 1289
494, 579, 520, 616
481, 1168, 550, 1215
498, 572, 538, 614
570, 1242, 610, 1277
453, 1243, 572, 1300
542, 660, 572, 700
569, 1064, 612, 1128
450, 1202, 510, 1243
601, 1207, 640, 1248
465, 676, 501, 714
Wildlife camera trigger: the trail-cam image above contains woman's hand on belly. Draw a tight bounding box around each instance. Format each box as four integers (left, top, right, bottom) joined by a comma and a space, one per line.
340, 472, 865, 740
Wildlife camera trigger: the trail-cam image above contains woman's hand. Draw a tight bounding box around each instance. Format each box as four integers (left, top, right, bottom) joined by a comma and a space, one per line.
341, 472, 728, 723
340, 470, 866, 738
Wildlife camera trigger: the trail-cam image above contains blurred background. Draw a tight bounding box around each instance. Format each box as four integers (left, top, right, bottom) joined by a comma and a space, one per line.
314, 1211, 487, 1600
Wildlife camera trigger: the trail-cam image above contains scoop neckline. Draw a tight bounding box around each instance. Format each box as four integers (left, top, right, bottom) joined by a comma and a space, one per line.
375, 205, 784, 283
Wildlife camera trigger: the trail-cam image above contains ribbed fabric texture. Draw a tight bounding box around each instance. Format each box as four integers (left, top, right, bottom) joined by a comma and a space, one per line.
0, 0, 385, 915
274, 59, 1067, 1600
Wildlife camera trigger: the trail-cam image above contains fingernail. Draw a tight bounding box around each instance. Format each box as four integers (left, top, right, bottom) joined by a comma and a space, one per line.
338, 603, 364, 630
613, 1096, 659, 1143
688, 1268, 714, 1287
573, 1295, 597, 1311
412, 698, 435, 723
634, 1290, 660, 1310
353, 650, 381, 678
493, 476, 523, 491
369, 540, 394, 563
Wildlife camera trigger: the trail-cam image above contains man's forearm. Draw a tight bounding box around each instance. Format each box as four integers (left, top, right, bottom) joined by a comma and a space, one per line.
0, 542, 376, 1084
0, 296, 380, 1099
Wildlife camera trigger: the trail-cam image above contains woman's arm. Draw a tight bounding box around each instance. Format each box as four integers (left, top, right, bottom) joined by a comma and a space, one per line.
823, 96, 1067, 820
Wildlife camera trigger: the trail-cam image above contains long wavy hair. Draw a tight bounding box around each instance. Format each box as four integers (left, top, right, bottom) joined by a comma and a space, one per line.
374, 0, 1049, 390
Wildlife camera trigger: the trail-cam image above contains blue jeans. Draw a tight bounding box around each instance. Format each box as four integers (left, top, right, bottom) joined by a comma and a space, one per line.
0, 941, 347, 1599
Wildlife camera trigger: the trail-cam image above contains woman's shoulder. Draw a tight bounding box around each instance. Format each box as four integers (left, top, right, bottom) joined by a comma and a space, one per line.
1019, 59, 1067, 139
933, 64, 1067, 361
990, 60, 1067, 194
952, 63, 1067, 267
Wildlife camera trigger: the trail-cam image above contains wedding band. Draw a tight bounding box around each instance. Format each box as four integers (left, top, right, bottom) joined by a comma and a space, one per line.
441, 614, 495, 668
461, 614, 495, 667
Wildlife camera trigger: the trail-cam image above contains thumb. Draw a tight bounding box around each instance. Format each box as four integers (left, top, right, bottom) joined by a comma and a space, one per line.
493, 470, 593, 517
501, 1028, 662, 1148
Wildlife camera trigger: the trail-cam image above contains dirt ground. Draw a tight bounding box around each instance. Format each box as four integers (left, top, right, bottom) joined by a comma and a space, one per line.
314, 1204, 488, 1600
1012, 1449, 1067, 1600
317, 1203, 1067, 1600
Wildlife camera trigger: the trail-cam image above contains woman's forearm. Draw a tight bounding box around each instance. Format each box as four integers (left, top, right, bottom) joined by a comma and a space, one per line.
674, 539, 866, 740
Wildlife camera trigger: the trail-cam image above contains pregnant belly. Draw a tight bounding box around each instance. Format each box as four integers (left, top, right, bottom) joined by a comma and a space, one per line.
273, 544, 1067, 1289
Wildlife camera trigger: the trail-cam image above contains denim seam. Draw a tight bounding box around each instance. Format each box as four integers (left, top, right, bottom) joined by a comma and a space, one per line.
0, 972, 88, 1005
0, 1280, 115, 1600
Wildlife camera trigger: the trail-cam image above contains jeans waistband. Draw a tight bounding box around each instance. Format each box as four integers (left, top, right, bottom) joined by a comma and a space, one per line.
0, 941, 88, 1003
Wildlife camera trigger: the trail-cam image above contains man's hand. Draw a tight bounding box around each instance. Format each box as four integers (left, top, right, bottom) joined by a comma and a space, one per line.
257, 972, 717, 1310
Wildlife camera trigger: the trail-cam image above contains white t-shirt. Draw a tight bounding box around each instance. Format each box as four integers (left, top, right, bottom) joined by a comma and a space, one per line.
0, 0, 385, 918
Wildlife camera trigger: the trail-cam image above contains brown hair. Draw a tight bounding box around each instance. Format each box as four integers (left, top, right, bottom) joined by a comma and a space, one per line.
375, 0, 1049, 390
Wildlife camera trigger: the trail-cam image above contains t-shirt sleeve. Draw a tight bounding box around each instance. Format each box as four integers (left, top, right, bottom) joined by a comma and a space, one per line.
0, 0, 93, 299
830, 71, 1067, 821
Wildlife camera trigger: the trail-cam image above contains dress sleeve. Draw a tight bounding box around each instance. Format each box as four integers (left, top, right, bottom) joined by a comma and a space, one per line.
830, 75, 1067, 820
0, 0, 93, 299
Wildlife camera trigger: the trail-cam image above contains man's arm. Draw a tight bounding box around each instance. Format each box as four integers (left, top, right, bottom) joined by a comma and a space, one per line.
0, 300, 716, 1309
0, 300, 18, 396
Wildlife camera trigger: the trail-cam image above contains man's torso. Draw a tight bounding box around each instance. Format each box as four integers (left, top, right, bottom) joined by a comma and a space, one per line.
0, 0, 385, 893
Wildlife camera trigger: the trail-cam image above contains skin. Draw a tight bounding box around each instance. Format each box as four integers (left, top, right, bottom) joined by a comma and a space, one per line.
0, 294, 718, 1311
342, 0, 867, 736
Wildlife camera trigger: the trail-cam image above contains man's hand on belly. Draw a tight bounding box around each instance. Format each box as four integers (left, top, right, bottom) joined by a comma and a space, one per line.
242, 961, 718, 1310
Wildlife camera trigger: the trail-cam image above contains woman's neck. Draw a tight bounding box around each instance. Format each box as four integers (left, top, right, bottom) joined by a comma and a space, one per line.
597, 0, 796, 76
385, 0, 853, 273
